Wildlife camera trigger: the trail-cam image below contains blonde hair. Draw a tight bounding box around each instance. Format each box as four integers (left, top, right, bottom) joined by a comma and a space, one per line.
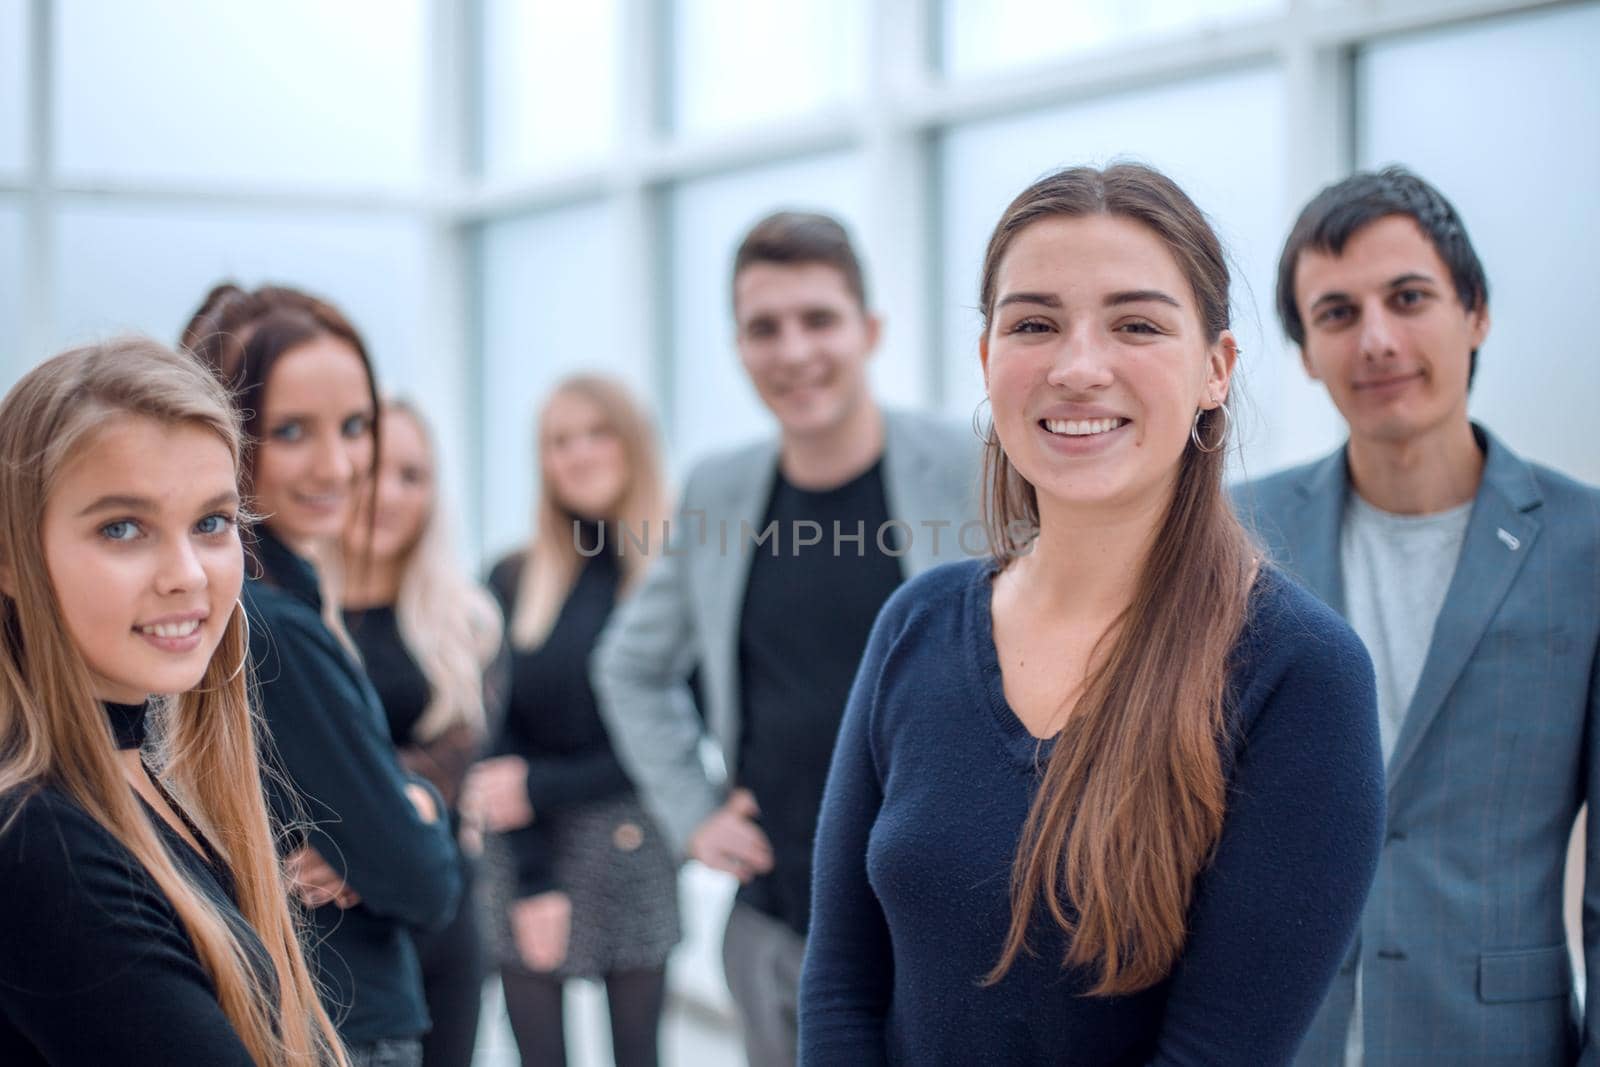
0, 338, 347, 1066
511, 376, 667, 650
348, 400, 501, 740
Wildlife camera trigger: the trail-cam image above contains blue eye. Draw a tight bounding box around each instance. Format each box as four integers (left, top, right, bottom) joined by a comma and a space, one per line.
341, 414, 371, 439
101, 520, 140, 542
195, 513, 236, 536
270, 421, 304, 443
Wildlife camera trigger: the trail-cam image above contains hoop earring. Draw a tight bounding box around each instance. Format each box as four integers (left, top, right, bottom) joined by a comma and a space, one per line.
199, 600, 250, 691
971, 395, 992, 442
1190, 401, 1231, 454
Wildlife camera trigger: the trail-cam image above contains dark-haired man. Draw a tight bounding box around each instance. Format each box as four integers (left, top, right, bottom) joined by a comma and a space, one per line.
1239, 166, 1600, 1065
594, 211, 980, 1065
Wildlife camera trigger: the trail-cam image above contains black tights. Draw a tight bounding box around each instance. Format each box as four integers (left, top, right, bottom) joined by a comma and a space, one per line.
501, 966, 666, 1067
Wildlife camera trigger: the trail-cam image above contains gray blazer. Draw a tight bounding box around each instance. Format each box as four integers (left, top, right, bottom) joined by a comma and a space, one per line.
592, 408, 983, 855
1236, 425, 1600, 1066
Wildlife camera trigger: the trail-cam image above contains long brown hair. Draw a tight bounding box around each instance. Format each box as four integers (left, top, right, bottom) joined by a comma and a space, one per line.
181, 282, 382, 646
510, 375, 667, 650
978, 164, 1258, 995
0, 338, 347, 1065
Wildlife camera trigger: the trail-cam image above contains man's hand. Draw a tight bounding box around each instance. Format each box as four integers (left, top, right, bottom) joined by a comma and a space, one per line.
688, 788, 774, 884
285, 846, 361, 909
511, 891, 572, 972
461, 755, 534, 833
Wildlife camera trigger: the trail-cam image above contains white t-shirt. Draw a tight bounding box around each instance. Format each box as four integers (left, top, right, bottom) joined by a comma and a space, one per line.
1339, 490, 1472, 1066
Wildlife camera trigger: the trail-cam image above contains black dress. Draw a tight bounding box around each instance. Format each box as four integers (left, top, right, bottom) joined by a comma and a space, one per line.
483, 538, 680, 978
0, 703, 272, 1065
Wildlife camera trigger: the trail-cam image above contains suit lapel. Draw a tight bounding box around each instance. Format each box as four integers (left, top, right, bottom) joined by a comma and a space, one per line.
880, 411, 930, 579
701, 442, 779, 750
1384, 430, 1544, 791
1288, 449, 1350, 615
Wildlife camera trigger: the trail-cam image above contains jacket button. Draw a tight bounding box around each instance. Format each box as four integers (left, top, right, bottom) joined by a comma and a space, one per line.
1376, 948, 1407, 961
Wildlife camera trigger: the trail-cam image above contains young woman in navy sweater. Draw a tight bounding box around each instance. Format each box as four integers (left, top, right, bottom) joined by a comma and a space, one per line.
184, 285, 462, 1067
800, 164, 1386, 1065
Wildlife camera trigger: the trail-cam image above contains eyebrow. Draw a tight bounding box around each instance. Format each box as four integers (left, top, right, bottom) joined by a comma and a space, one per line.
995, 292, 1062, 310
1310, 271, 1441, 312
77, 490, 240, 518
1105, 289, 1180, 309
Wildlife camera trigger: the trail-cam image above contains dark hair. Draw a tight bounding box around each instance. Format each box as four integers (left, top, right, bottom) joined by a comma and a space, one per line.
1276, 165, 1489, 386
731, 210, 869, 311
977, 163, 1257, 995
179, 283, 381, 496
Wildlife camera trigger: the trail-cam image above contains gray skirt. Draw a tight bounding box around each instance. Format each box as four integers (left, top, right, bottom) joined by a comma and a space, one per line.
478, 792, 681, 980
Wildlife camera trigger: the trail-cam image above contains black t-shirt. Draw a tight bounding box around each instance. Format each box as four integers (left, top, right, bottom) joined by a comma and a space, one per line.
736, 458, 904, 936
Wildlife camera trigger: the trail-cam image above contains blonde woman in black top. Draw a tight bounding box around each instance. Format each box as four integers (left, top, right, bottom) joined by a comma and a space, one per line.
342, 398, 505, 1067
0, 338, 346, 1065
463, 375, 680, 1067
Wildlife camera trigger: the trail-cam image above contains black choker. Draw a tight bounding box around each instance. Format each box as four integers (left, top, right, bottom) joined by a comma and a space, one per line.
104, 701, 149, 751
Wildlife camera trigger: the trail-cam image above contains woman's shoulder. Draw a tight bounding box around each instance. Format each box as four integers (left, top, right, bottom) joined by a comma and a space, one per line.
879, 557, 988, 634
486, 550, 528, 607
0, 783, 123, 888
1233, 564, 1377, 727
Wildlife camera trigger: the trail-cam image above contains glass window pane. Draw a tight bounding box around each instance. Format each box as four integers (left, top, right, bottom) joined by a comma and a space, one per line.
941, 0, 1282, 78
0, 200, 24, 392
668, 153, 866, 466
672, 0, 863, 135
51, 203, 429, 397
476, 201, 643, 561
937, 66, 1323, 475
479, 0, 619, 177
0, 0, 25, 175
1358, 2, 1600, 486
54, 0, 426, 189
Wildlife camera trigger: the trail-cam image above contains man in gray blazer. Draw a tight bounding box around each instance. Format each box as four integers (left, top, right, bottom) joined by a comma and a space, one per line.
1238, 167, 1600, 1065
593, 211, 981, 1066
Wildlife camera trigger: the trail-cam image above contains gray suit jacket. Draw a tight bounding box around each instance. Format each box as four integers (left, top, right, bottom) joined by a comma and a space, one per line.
1236, 425, 1600, 1066
592, 408, 983, 855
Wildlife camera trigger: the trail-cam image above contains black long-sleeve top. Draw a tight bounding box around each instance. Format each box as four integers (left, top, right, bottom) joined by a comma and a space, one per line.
0, 705, 271, 1065
343, 605, 485, 814
487, 534, 634, 896
246, 525, 461, 1044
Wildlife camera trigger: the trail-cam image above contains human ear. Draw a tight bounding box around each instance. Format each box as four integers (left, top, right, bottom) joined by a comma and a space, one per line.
1468, 303, 1491, 351
1205, 330, 1240, 406
979, 333, 991, 389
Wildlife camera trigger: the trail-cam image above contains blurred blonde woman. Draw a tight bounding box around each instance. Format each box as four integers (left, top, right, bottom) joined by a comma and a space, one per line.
341, 399, 505, 1067
0, 338, 347, 1066
463, 375, 681, 1067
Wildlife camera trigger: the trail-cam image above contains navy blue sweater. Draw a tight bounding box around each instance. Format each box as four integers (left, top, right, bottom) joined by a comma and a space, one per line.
800, 559, 1384, 1066
245, 526, 462, 1044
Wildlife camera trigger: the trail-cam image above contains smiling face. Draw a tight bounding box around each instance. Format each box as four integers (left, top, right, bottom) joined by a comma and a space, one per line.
252, 335, 376, 549
1293, 214, 1489, 446
40, 416, 243, 703
734, 262, 882, 440
981, 214, 1235, 518
541, 391, 630, 521
347, 406, 433, 566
